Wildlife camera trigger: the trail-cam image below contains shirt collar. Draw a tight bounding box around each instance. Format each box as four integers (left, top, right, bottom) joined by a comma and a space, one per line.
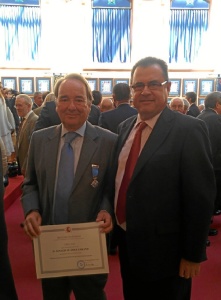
135, 111, 162, 130
61, 122, 86, 138
24, 110, 32, 119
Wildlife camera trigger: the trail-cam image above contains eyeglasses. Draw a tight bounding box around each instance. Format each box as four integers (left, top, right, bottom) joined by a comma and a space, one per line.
131, 81, 167, 92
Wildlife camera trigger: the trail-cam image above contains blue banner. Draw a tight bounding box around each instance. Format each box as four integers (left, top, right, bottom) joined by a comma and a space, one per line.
171, 0, 209, 9
92, 0, 131, 9
0, 0, 40, 6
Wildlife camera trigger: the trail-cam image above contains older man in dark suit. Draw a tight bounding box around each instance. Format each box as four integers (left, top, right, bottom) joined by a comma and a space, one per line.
21, 73, 117, 300
112, 57, 215, 300
0, 149, 18, 300
98, 83, 137, 133
15, 94, 38, 176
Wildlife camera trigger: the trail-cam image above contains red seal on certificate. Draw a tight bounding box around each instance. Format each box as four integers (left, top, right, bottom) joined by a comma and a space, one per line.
65, 226, 71, 233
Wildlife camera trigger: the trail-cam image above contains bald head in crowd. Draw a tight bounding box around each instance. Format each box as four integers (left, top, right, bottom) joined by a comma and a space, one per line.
100, 97, 114, 112
169, 97, 184, 113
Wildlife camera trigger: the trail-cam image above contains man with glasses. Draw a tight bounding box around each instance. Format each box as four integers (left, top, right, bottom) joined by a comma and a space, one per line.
111, 56, 215, 300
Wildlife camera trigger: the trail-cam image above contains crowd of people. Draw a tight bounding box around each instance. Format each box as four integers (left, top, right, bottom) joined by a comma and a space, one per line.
1, 56, 221, 300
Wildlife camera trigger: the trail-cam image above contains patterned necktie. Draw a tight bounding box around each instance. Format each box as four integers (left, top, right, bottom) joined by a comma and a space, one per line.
17, 117, 25, 147
18, 117, 25, 133
54, 132, 78, 224
116, 122, 147, 224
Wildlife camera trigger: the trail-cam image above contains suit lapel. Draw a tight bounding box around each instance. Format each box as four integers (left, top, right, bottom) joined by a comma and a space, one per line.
73, 122, 98, 190
44, 125, 61, 202
131, 108, 175, 181
18, 112, 33, 147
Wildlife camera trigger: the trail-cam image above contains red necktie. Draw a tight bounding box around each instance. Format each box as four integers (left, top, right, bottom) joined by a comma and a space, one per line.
116, 122, 147, 224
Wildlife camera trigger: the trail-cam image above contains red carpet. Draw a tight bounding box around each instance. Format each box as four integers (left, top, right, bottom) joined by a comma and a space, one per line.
4, 180, 221, 300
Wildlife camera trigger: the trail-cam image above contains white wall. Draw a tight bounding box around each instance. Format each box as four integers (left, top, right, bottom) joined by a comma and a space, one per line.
0, 0, 220, 79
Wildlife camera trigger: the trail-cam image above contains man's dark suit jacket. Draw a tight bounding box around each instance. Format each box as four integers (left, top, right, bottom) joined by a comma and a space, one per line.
34, 101, 60, 131
98, 103, 137, 133
186, 103, 200, 117
32, 102, 39, 110
112, 107, 215, 281
6, 97, 20, 133
197, 108, 221, 212
197, 108, 221, 171
34, 101, 100, 131
0, 150, 18, 299
88, 104, 101, 125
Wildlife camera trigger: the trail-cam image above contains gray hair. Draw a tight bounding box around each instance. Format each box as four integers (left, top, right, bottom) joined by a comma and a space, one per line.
16, 94, 33, 106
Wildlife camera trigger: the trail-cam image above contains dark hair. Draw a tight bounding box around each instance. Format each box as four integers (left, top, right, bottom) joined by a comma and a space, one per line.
33, 91, 42, 97
204, 91, 221, 109
54, 73, 93, 103
185, 91, 197, 103
131, 56, 169, 83
42, 91, 50, 100
10, 89, 19, 96
92, 90, 102, 105
113, 83, 130, 101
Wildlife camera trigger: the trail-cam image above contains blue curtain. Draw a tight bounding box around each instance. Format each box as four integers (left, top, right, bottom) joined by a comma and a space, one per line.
169, 9, 208, 63
0, 5, 41, 61
92, 8, 131, 63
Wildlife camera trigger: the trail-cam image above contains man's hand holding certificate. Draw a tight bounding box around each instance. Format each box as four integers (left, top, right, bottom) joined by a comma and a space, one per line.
33, 222, 109, 279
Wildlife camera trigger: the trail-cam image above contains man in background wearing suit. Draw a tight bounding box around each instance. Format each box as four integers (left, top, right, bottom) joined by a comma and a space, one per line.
34, 100, 60, 130
15, 94, 38, 176
99, 82, 137, 255
32, 91, 43, 110
197, 91, 221, 217
185, 91, 200, 117
0, 148, 18, 300
98, 82, 137, 133
21, 73, 117, 300
112, 56, 215, 300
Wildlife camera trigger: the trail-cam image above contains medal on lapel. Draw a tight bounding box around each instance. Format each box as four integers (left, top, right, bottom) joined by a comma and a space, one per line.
91, 164, 99, 188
